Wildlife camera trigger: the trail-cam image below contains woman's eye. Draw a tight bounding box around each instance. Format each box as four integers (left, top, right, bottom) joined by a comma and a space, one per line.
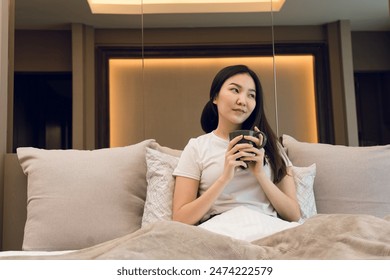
230, 88, 239, 93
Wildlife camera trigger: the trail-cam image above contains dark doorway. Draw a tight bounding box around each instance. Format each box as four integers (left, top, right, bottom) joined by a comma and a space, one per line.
13, 72, 72, 152
355, 71, 390, 146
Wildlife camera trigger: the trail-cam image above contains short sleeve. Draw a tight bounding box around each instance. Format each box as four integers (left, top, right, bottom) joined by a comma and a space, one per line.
172, 138, 202, 181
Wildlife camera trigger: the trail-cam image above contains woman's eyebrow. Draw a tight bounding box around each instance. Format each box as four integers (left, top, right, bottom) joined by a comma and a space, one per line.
229, 82, 256, 93
229, 82, 241, 88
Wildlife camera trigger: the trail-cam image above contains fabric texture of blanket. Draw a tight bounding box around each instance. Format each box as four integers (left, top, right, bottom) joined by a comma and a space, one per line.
2, 214, 390, 260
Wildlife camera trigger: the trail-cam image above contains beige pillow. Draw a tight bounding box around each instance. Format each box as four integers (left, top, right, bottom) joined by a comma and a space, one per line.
150, 141, 182, 158
282, 134, 390, 217
17, 139, 155, 251
142, 148, 180, 226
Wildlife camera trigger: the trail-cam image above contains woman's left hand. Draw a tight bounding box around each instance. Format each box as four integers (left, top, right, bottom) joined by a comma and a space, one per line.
240, 126, 266, 174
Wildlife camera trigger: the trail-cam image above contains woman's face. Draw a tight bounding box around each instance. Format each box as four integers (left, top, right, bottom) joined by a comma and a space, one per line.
213, 73, 256, 129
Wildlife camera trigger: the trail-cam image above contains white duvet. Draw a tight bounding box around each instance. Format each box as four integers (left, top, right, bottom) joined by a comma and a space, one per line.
198, 206, 300, 242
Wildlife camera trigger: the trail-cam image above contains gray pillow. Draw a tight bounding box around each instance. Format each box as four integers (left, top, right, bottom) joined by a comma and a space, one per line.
282, 134, 390, 218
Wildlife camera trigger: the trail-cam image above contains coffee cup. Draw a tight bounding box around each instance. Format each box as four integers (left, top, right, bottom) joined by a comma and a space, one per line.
229, 129, 267, 149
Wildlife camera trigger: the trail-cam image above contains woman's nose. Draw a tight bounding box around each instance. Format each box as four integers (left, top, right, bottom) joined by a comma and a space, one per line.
236, 94, 246, 105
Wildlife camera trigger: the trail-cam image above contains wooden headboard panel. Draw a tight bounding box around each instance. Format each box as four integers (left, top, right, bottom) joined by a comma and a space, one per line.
2, 154, 27, 251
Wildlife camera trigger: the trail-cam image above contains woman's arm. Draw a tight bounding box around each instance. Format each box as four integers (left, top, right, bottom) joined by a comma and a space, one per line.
172, 175, 229, 225
255, 167, 301, 222
242, 129, 300, 222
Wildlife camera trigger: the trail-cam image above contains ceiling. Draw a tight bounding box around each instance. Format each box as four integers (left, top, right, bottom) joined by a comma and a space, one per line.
15, 0, 390, 31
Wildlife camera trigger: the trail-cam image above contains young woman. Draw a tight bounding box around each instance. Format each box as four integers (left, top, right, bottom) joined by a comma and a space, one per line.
172, 65, 301, 226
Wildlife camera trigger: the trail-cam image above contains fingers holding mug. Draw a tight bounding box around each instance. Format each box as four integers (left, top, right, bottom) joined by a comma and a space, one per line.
242, 127, 267, 149
254, 126, 267, 149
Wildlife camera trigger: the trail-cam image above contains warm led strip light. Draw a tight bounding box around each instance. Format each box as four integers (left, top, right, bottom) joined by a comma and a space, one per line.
87, 0, 285, 14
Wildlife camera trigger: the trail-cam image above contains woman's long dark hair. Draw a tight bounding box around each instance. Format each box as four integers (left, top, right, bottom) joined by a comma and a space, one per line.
200, 65, 287, 184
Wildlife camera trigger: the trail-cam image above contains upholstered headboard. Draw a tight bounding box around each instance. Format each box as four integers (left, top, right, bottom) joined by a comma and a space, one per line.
2, 154, 27, 251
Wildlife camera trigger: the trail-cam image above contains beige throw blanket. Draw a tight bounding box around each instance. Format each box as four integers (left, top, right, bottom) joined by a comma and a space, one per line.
3, 214, 390, 260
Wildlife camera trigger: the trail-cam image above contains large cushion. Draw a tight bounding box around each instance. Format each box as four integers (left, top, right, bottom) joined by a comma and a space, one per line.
17, 139, 155, 251
282, 134, 390, 217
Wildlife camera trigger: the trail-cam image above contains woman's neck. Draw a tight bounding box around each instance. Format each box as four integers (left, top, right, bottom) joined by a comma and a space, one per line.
214, 125, 241, 140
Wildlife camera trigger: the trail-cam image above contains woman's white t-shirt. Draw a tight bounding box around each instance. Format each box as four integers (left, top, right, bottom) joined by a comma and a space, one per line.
173, 131, 291, 222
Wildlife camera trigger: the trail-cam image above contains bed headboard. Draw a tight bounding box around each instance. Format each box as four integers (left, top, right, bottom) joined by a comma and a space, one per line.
2, 154, 27, 251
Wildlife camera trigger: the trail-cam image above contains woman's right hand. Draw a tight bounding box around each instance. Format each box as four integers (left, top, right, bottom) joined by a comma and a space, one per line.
221, 135, 255, 181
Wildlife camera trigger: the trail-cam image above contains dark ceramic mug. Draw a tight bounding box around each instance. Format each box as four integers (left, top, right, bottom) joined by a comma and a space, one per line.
229, 129, 267, 149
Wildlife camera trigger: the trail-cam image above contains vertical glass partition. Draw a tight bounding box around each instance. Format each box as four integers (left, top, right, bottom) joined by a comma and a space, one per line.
105, 0, 144, 148
270, 0, 333, 144
105, 0, 335, 148
91, 0, 144, 149
108, 1, 276, 149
